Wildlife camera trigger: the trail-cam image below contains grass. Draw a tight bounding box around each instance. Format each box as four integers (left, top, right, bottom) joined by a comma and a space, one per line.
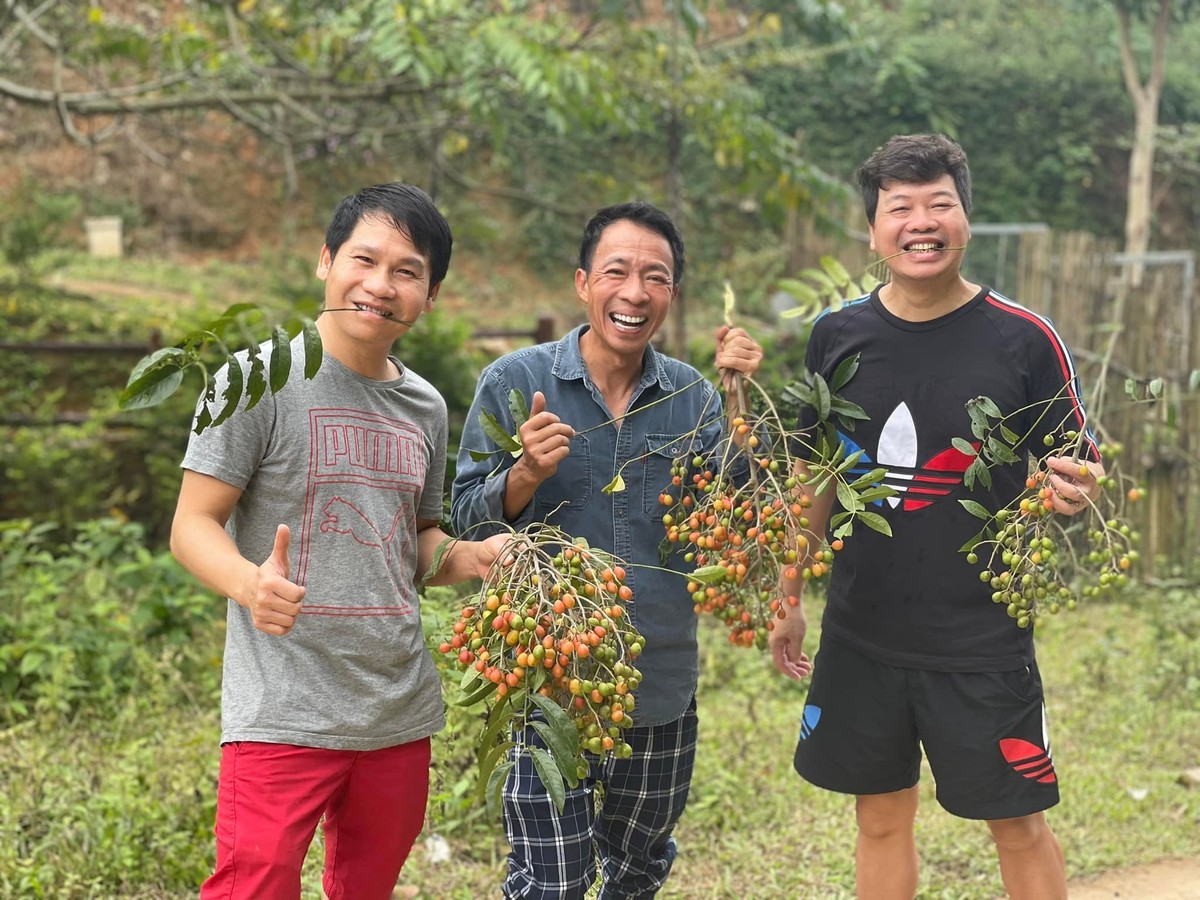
1, 590, 1197, 898
397, 593, 1200, 899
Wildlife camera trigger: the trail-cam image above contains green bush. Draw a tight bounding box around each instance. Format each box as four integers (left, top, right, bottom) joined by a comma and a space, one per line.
0, 518, 222, 724
0, 179, 80, 280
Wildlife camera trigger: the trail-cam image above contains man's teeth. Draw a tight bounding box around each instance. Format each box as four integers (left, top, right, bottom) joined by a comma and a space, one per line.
612, 313, 647, 326
355, 303, 392, 318
906, 242, 941, 252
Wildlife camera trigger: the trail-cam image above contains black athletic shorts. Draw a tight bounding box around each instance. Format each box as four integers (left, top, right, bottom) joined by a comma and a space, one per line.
793, 636, 1060, 820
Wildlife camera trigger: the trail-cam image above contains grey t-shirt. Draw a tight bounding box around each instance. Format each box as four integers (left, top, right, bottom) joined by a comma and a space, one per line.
181, 334, 448, 750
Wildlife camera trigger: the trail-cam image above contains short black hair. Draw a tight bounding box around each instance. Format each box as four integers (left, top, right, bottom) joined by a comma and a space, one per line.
856, 134, 972, 225
578, 201, 685, 286
324, 183, 453, 287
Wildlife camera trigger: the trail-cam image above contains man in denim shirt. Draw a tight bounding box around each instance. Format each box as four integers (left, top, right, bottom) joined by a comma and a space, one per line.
451, 201, 761, 899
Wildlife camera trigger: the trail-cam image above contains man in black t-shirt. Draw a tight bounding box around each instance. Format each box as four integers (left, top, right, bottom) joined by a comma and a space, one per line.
769, 134, 1103, 900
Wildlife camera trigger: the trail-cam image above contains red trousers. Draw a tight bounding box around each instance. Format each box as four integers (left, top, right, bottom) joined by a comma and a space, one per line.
201, 738, 431, 900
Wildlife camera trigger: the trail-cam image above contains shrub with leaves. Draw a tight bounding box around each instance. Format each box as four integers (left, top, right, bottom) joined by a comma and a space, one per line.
0, 518, 221, 723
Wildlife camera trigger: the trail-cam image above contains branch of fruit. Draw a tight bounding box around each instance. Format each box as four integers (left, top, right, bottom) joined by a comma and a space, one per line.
657, 359, 895, 649
957, 398, 1143, 628
434, 523, 644, 815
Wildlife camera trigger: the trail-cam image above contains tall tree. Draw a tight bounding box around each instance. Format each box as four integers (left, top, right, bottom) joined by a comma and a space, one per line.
1114, 0, 1175, 285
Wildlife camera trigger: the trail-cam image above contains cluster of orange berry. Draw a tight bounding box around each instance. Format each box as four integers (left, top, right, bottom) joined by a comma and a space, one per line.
437, 537, 644, 778
965, 439, 1142, 629
657, 421, 833, 649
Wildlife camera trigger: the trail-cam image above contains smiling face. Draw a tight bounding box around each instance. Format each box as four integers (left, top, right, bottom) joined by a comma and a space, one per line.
869, 173, 970, 287
315, 214, 439, 369
575, 218, 677, 369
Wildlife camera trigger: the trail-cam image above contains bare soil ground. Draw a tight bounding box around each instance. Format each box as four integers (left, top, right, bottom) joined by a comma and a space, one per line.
1064, 858, 1200, 899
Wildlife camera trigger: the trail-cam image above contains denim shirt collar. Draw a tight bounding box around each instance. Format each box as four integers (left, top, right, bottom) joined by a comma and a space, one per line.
553, 325, 676, 396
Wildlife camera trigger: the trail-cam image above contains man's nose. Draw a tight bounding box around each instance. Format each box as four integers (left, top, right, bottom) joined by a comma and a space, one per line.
363, 267, 396, 297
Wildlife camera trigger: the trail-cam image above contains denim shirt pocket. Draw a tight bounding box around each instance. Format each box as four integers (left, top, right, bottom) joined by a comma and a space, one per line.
533, 433, 592, 520
641, 432, 703, 517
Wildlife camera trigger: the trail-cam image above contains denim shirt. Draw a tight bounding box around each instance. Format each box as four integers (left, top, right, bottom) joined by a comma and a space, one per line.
451, 325, 736, 726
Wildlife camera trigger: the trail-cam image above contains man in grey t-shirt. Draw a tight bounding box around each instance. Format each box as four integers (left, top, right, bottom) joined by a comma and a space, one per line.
172, 183, 507, 900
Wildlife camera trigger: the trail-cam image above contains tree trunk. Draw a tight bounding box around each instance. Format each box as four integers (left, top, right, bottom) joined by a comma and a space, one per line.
1116, 0, 1172, 287
667, 107, 686, 359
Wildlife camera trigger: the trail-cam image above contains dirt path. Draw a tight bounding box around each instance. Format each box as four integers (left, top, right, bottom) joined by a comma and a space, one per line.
1065, 858, 1200, 899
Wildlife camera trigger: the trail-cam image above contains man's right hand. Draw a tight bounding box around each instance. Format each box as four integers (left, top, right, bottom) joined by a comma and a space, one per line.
514, 391, 575, 482
769, 600, 812, 681
246, 524, 306, 636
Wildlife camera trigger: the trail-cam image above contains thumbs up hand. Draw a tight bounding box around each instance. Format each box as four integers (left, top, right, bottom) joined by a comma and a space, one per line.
515, 391, 575, 483
249, 524, 306, 636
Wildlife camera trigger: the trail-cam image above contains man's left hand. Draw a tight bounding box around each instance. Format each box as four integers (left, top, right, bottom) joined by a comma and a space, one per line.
1044, 455, 1105, 516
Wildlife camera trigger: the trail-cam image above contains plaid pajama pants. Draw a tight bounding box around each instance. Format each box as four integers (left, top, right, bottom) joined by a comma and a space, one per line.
501, 698, 698, 900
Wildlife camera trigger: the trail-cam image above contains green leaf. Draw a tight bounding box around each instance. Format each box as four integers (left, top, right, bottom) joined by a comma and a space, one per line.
476, 697, 516, 762
527, 746, 567, 812
975, 396, 1002, 418
1125, 376, 1138, 399
856, 511, 892, 536
468, 448, 494, 461
268, 326, 291, 394
959, 499, 994, 521
820, 255, 853, 288
835, 479, 859, 513
526, 692, 578, 742
835, 449, 864, 475
479, 408, 523, 452
799, 267, 836, 292
688, 564, 729, 585
602, 474, 626, 494
984, 437, 1019, 465
951, 438, 978, 458
959, 534, 983, 552
1149, 377, 1164, 398
848, 467, 887, 489
192, 401, 213, 435
830, 353, 860, 392
813, 374, 832, 421
832, 520, 854, 539
120, 347, 189, 409
973, 458, 993, 489
210, 357, 244, 428
302, 320, 323, 379
419, 537, 456, 589
967, 404, 991, 440
456, 674, 499, 708
484, 759, 515, 818
244, 344, 267, 412
829, 397, 869, 421
475, 735, 516, 810
999, 425, 1020, 445
530, 720, 581, 788
856, 486, 896, 504
508, 389, 530, 428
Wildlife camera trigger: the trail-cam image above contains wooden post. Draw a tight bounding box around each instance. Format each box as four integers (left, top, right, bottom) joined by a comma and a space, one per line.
534, 315, 556, 344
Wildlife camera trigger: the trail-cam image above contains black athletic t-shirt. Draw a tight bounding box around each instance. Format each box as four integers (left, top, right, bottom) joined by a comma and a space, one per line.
799, 285, 1099, 671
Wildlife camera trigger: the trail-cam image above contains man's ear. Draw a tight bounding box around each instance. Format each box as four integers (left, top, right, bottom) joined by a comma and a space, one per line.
316, 245, 333, 280
867, 224, 876, 253
425, 282, 441, 312
574, 268, 588, 303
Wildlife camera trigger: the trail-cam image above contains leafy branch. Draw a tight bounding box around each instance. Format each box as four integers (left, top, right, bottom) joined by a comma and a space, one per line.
119, 303, 322, 434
